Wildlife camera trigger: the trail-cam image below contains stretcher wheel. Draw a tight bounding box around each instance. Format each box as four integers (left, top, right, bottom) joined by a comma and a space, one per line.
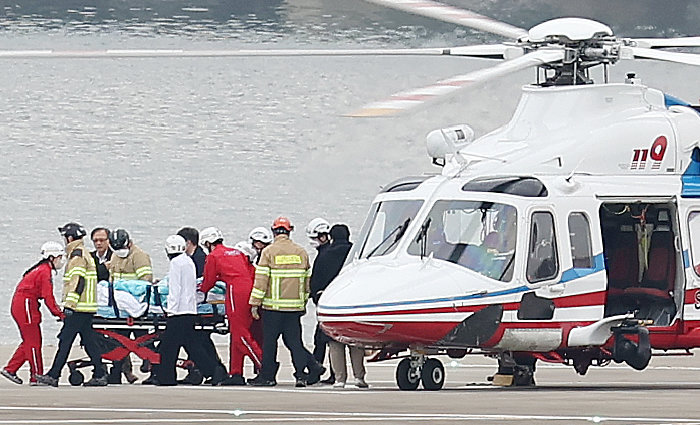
186, 369, 204, 386
69, 370, 84, 386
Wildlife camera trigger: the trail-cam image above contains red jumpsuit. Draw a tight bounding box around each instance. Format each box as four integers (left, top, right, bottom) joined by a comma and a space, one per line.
5, 262, 64, 382
201, 245, 262, 376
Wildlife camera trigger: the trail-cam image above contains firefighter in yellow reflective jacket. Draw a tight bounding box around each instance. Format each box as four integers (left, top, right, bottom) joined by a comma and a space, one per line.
108, 228, 153, 282
36, 222, 108, 387
107, 228, 152, 384
248, 217, 326, 387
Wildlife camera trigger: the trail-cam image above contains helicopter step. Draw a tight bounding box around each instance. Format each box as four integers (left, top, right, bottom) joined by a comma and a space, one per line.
395, 354, 445, 391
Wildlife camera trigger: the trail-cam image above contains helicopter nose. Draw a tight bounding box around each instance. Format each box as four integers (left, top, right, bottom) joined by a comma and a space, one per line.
316, 259, 484, 346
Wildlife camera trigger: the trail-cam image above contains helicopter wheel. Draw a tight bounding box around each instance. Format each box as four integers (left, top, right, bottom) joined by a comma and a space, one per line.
396, 358, 420, 391
420, 358, 445, 390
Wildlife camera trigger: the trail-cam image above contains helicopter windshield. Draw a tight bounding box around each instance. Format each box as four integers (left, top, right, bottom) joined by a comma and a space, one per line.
350, 199, 424, 261
408, 200, 517, 282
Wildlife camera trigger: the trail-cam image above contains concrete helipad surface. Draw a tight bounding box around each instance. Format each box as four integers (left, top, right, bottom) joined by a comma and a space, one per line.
2, 344, 700, 424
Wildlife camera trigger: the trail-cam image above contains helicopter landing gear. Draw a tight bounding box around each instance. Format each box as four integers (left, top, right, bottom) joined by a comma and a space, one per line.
490, 353, 536, 387
395, 354, 445, 391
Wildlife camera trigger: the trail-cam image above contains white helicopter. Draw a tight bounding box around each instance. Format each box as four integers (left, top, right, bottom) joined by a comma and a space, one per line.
4, 0, 700, 391
310, 0, 700, 390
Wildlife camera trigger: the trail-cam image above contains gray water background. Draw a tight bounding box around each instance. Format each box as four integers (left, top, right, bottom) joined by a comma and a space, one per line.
1, 0, 700, 344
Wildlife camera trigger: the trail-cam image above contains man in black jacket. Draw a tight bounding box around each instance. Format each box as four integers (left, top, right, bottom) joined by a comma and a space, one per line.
310, 224, 354, 385
319, 225, 367, 388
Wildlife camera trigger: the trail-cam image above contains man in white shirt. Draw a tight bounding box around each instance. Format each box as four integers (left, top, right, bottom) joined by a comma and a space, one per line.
155, 235, 212, 386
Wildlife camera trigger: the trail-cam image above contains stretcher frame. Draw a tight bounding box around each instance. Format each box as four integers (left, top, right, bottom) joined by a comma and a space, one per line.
66, 301, 228, 386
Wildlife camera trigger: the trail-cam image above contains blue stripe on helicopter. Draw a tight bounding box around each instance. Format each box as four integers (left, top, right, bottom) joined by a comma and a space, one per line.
664, 93, 691, 108
560, 253, 605, 283
682, 147, 700, 198
684, 249, 690, 269
321, 253, 605, 311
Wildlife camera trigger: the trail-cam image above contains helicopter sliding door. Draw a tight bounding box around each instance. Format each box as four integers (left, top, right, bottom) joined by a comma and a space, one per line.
600, 201, 683, 326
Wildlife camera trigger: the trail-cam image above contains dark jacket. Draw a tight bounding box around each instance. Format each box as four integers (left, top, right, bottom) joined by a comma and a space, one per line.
190, 245, 207, 278
91, 248, 112, 283
310, 224, 352, 304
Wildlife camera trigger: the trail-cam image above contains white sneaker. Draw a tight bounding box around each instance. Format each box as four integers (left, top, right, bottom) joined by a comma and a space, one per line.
333, 381, 346, 389
354, 378, 369, 388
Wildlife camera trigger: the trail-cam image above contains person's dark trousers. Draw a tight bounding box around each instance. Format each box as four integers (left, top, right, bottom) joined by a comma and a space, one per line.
183, 331, 223, 378
47, 312, 106, 379
260, 310, 308, 380
312, 323, 334, 380
156, 314, 214, 385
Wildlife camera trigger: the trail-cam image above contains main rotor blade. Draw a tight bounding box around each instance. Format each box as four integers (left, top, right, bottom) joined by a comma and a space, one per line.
364, 0, 528, 40
0, 47, 465, 59
348, 49, 564, 117
630, 47, 700, 66
630, 36, 700, 49
0, 44, 510, 60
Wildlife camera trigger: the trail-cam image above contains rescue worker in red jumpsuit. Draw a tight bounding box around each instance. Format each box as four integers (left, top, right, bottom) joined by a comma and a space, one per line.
199, 227, 263, 385
1, 242, 66, 385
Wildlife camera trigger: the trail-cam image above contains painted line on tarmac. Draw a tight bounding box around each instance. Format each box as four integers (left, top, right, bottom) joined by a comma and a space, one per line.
2, 406, 700, 423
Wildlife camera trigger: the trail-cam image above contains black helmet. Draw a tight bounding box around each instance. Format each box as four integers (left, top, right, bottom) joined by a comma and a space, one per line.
109, 228, 130, 251
58, 222, 86, 239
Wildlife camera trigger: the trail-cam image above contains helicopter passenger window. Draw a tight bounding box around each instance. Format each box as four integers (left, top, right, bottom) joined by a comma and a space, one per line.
568, 212, 594, 268
406, 200, 517, 282
355, 200, 424, 260
527, 212, 559, 283
688, 211, 700, 276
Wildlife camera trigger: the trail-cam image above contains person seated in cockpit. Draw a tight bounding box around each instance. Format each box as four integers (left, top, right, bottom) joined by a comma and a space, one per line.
484, 207, 517, 255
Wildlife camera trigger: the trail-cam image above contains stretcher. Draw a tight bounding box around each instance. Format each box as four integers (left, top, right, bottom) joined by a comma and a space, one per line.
67, 279, 229, 386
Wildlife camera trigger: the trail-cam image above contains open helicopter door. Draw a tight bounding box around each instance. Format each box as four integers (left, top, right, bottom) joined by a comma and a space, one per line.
599, 199, 684, 328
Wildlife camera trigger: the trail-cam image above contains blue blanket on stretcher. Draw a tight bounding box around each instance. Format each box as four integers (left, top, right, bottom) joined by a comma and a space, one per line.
96, 279, 226, 319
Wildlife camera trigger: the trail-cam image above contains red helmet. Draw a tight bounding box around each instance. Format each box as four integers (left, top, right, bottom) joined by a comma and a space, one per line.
272, 216, 293, 232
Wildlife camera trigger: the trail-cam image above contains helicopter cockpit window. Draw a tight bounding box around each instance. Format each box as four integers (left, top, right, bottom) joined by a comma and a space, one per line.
354, 200, 424, 260
407, 200, 517, 282
527, 212, 559, 283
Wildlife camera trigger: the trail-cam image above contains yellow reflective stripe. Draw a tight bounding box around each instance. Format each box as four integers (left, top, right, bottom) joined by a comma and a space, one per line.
113, 272, 137, 280
251, 288, 266, 299
262, 299, 305, 308
274, 255, 302, 265
255, 265, 271, 275
271, 276, 280, 301
135, 266, 152, 278
269, 270, 307, 278
65, 292, 80, 302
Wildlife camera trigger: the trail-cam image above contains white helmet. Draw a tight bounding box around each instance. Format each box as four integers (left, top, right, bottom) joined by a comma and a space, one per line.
200, 227, 224, 245
41, 241, 65, 259
249, 226, 273, 244
165, 235, 187, 255
306, 217, 331, 239
234, 241, 257, 262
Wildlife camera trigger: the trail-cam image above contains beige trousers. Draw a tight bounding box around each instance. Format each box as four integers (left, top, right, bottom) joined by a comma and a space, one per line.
328, 340, 365, 383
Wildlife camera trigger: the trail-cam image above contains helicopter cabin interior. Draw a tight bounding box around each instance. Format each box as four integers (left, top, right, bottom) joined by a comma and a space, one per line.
599, 202, 684, 326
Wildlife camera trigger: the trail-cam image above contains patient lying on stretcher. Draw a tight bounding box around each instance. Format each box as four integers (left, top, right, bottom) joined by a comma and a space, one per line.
96, 278, 227, 319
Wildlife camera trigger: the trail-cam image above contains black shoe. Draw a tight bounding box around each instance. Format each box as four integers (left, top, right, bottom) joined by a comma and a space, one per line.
306, 364, 326, 386
247, 375, 276, 386
83, 375, 108, 387
295, 378, 306, 388
1, 369, 22, 385
35, 374, 58, 387
210, 366, 227, 386
219, 374, 246, 386
320, 376, 335, 385
141, 375, 159, 385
